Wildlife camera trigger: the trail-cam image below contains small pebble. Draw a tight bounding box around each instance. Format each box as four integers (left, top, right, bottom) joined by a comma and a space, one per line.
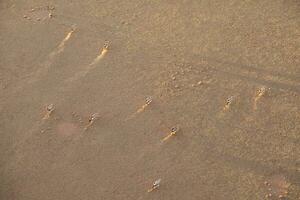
197, 81, 203, 85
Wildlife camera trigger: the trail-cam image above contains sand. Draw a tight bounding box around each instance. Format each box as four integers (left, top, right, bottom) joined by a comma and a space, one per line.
0, 1, 299, 199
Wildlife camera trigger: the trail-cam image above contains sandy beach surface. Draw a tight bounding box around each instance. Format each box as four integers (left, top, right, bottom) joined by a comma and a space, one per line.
0, 1, 299, 199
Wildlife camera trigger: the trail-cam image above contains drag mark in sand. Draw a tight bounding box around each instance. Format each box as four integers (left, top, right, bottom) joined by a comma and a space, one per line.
65, 41, 110, 83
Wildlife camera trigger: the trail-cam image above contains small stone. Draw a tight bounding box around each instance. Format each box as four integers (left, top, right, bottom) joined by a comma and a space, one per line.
172, 76, 176, 80
49, 13, 53, 18
37, 18, 41, 21
197, 81, 203, 85
191, 84, 195, 87
23, 15, 27, 18
174, 84, 179, 88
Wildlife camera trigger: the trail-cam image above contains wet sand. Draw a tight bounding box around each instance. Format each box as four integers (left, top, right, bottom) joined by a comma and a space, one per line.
0, 1, 300, 199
